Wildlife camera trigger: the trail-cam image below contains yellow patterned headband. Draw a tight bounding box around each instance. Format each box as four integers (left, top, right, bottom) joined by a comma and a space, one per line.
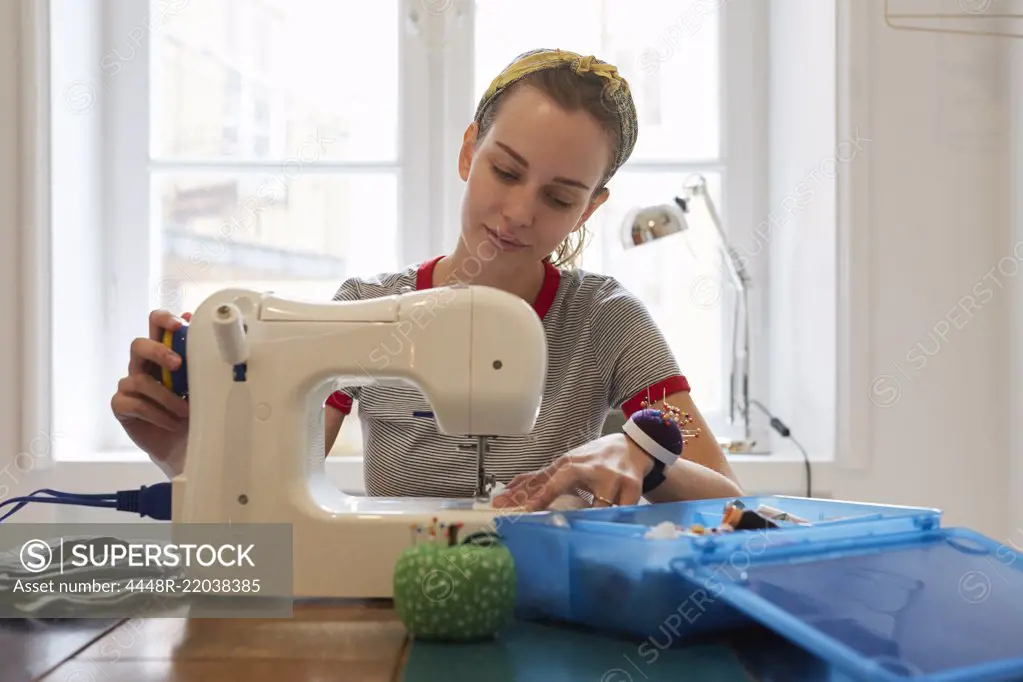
473, 48, 638, 185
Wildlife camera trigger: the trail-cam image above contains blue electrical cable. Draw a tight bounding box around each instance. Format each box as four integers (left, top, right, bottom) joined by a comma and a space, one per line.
0, 495, 117, 522
0, 322, 187, 524
0, 483, 173, 522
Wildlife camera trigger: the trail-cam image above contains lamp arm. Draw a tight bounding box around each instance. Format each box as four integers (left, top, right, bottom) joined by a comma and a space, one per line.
682, 176, 751, 441
726, 275, 751, 440
740, 285, 751, 439
681, 180, 751, 293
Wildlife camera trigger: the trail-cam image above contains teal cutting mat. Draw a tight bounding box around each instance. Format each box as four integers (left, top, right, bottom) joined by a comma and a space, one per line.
402, 619, 754, 681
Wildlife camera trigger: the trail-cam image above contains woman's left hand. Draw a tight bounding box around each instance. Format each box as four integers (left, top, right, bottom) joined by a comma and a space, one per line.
491, 433, 653, 511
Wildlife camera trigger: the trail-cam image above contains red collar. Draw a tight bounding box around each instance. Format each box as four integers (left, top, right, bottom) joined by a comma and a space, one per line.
416, 255, 560, 320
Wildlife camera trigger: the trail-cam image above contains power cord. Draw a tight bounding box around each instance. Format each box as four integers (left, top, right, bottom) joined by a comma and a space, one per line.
748, 399, 811, 498
0, 483, 172, 522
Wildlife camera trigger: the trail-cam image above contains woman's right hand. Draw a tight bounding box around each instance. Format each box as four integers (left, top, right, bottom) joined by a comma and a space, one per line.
110, 310, 191, 475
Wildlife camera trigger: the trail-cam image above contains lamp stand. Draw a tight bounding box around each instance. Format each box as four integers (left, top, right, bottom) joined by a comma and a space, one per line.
721, 283, 754, 453
679, 177, 763, 455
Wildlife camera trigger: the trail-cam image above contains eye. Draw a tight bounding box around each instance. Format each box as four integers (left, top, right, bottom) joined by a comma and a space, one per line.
492, 164, 517, 181
547, 195, 572, 209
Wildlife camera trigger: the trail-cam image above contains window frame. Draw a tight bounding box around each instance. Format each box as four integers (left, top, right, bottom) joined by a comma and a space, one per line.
68, 0, 769, 459
715, 0, 771, 448
99, 0, 437, 452
443, 0, 771, 447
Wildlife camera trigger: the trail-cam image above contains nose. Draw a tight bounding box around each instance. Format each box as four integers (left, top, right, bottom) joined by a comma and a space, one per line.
501, 184, 537, 230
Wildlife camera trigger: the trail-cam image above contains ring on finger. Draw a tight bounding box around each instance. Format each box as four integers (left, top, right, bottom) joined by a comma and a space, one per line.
593, 494, 616, 507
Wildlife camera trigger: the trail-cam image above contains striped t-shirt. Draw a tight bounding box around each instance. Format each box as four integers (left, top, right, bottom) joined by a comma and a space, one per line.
326, 255, 690, 497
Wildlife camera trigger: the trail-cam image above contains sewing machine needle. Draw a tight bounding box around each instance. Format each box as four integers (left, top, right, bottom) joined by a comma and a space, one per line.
476, 435, 490, 502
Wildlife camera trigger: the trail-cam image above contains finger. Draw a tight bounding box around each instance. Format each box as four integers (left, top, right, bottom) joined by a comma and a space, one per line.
522, 463, 566, 499
496, 456, 573, 507
616, 475, 643, 507
142, 310, 186, 370
504, 472, 534, 490
128, 337, 182, 378
491, 486, 534, 510
522, 465, 584, 511
149, 309, 185, 342
492, 475, 542, 508
118, 374, 189, 419
182, 312, 192, 322
590, 479, 621, 508
497, 475, 531, 498
508, 462, 558, 493
111, 393, 185, 431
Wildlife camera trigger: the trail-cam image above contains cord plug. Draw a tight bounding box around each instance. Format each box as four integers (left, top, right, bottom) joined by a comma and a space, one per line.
768, 416, 791, 437
0, 483, 173, 522
749, 399, 810, 498
116, 483, 172, 520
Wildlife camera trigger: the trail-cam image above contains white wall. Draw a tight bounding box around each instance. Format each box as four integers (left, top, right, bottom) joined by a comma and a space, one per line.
1011, 39, 1023, 539
808, 0, 1013, 539
771, 0, 1017, 539
767, 0, 838, 463
0, 0, 21, 475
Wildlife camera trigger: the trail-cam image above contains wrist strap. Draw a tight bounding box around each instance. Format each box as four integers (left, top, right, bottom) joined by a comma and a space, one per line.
642, 458, 666, 494
622, 418, 680, 466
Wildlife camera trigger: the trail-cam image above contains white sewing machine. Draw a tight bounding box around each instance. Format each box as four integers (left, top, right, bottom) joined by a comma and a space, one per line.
170, 283, 547, 598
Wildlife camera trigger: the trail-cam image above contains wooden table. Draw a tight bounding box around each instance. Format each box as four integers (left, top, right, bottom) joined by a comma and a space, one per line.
7, 601, 831, 681
6, 600, 409, 682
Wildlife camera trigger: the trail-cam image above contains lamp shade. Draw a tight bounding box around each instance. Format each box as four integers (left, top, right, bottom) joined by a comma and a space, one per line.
620, 202, 689, 249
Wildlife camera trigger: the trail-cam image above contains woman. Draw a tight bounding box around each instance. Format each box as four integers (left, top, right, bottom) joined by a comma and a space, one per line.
110, 48, 743, 511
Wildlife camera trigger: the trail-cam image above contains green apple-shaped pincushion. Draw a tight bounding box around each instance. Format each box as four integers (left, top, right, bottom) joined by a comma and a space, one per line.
393, 523, 516, 641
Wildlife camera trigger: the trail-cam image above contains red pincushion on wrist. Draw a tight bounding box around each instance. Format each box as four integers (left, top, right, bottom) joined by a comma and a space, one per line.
623, 400, 700, 471
628, 408, 683, 456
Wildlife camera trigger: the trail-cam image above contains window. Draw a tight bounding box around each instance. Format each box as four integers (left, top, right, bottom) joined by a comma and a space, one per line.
151, 0, 401, 318
53, 0, 766, 465
470, 0, 759, 438
102, 0, 406, 456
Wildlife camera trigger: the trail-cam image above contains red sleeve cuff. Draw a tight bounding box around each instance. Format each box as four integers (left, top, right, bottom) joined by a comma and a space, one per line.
325, 391, 354, 414
621, 375, 691, 418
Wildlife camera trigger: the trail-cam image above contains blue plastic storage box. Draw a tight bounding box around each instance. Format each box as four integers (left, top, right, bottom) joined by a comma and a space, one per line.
496, 495, 1023, 681
675, 526, 1023, 682
494, 496, 942, 644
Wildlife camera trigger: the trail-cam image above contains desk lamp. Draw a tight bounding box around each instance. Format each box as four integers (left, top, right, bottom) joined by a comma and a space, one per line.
620, 174, 757, 454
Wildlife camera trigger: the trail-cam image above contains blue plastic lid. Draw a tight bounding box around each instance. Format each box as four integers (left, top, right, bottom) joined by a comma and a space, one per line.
674, 527, 1023, 681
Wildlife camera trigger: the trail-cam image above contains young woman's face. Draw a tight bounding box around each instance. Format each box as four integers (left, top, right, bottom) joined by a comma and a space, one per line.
458, 85, 611, 265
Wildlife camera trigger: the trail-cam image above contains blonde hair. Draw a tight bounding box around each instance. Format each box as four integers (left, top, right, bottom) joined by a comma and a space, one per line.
549, 224, 592, 269
474, 51, 638, 270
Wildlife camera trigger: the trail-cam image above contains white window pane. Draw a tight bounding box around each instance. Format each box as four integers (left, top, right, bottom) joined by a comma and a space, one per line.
151, 0, 399, 162
473, 0, 719, 162
580, 171, 725, 412
154, 172, 400, 314
473, 1, 603, 95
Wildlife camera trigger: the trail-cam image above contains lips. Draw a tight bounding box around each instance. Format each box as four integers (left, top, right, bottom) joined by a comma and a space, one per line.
485, 227, 528, 251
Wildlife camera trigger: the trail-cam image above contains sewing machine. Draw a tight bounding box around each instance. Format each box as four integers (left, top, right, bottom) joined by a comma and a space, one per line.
169, 284, 547, 598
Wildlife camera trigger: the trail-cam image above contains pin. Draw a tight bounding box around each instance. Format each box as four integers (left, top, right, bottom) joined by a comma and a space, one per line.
638, 398, 702, 442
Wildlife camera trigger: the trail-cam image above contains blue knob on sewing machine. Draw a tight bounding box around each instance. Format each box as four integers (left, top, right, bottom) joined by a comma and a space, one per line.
160, 323, 189, 398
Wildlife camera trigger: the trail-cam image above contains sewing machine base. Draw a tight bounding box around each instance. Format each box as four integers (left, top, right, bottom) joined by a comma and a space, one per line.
170, 473, 530, 599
